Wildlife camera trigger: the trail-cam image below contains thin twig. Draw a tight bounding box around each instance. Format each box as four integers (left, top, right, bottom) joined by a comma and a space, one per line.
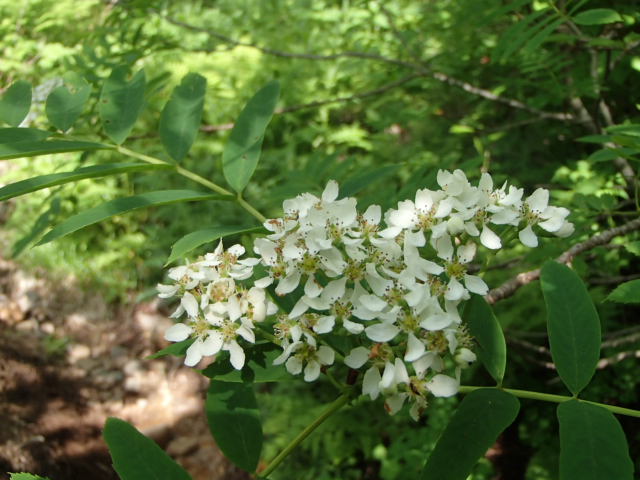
486, 217, 640, 304
158, 12, 575, 122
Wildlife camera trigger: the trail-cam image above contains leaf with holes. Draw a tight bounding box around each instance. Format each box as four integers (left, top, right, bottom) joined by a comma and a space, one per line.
0, 81, 32, 127
45, 73, 91, 132
99, 66, 146, 144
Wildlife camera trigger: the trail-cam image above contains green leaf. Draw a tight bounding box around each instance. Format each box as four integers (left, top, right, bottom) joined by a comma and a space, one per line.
606, 279, 640, 304
421, 388, 520, 480
45, 73, 91, 132
0, 162, 171, 201
147, 338, 194, 359
37, 189, 226, 245
0, 80, 32, 127
0, 139, 111, 161
206, 380, 263, 472
201, 342, 291, 383
573, 8, 622, 25
222, 80, 280, 193
9, 474, 51, 480
166, 225, 264, 265
624, 241, 640, 257
340, 164, 400, 197
159, 73, 207, 162
12, 197, 61, 257
0, 128, 51, 143
463, 296, 506, 383
99, 66, 146, 144
103, 417, 192, 480
557, 400, 634, 480
540, 261, 601, 395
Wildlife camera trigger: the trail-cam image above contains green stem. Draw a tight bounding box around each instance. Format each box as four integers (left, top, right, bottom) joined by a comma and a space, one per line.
459, 385, 640, 418
258, 393, 351, 479
237, 193, 267, 223
115, 145, 269, 223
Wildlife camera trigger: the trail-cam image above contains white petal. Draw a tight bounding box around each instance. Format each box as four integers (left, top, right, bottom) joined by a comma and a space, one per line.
412, 352, 436, 377
254, 276, 274, 288
480, 225, 502, 250
385, 393, 408, 415
317, 346, 335, 365
445, 278, 466, 301
365, 322, 400, 342
427, 374, 459, 397
404, 333, 426, 362
165, 323, 192, 342
343, 318, 365, 334
181, 292, 200, 318
457, 243, 476, 264
304, 360, 321, 382
464, 274, 488, 295
363, 204, 381, 225
322, 180, 339, 202
360, 294, 388, 312
314, 315, 335, 334
286, 356, 303, 375
393, 358, 410, 384
345, 346, 370, 369
362, 367, 382, 399
157, 283, 179, 298
304, 276, 323, 298
379, 361, 396, 389
236, 324, 255, 343
519, 225, 538, 248
526, 188, 549, 213
184, 340, 203, 367
227, 340, 246, 370
276, 270, 301, 295
200, 330, 224, 356
227, 295, 242, 321
289, 297, 310, 318
322, 277, 347, 303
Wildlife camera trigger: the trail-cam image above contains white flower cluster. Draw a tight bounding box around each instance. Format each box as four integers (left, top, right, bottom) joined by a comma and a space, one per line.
159, 170, 573, 420
157, 241, 276, 369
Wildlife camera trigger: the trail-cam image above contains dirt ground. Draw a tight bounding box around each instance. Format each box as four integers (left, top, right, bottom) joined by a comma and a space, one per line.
0, 257, 251, 480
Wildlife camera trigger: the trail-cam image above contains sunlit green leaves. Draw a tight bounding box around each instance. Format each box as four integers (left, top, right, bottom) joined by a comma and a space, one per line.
540, 261, 601, 395
420, 388, 520, 480
0, 140, 110, 161
160, 73, 207, 162
463, 296, 506, 383
222, 80, 280, 193
557, 400, 634, 480
166, 225, 263, 265
45, 73, 91, 132
37, 190, 224, 245
206, 380, 263, 472
0, 81, 32, 127
573, 8, 622, 26
9, 474, 51, 480
0, 162, 170, 201
99, 66, 146, 144
606, 279, 640, 304
103, 417, 192, 480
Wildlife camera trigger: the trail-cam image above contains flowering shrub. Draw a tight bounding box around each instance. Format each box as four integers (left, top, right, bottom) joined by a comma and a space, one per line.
2, 71, 637, 480
158, 172, 574, 421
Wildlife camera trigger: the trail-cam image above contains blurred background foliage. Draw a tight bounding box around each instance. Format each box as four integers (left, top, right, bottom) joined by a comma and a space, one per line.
1, 0, 639, 478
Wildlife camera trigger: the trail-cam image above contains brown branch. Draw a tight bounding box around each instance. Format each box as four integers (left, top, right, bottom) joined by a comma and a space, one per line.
158, 12, 575, 123
486, 217, 640, 304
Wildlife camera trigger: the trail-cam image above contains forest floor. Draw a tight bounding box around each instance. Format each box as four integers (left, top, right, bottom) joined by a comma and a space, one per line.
0, 256, 251, 480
